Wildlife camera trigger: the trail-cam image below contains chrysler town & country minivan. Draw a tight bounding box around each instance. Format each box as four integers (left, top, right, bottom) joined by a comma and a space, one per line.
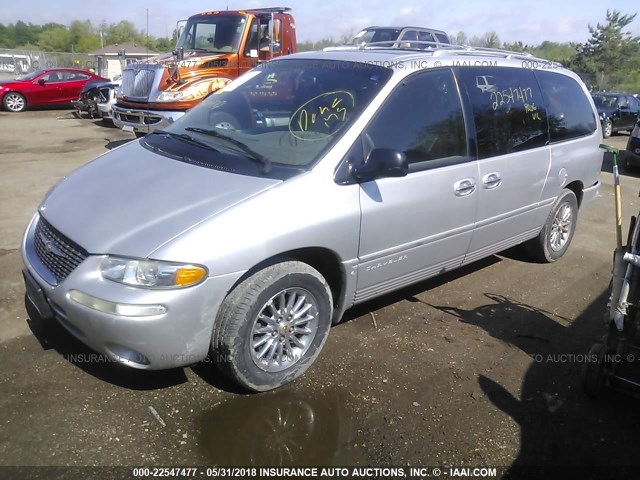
22, 46, 602, 391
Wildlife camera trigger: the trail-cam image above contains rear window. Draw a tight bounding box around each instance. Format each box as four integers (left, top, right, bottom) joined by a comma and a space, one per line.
535, 71, 597, 142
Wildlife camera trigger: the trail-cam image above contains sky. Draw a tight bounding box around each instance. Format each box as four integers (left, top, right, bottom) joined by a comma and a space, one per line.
1, 0, 639, 45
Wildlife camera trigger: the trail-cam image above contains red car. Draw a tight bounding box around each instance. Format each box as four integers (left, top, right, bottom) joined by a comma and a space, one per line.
0, 68, 108, 112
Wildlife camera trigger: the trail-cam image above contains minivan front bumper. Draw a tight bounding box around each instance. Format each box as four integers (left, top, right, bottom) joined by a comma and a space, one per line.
22, 213, 242, 370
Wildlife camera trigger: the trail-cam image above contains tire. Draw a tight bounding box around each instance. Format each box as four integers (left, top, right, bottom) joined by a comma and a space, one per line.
603, 118, 612, 138
525, 189, 578, 263
208, 111, 239, 130
582, 343, 608, 397
3, 92, 26, 112
212, 260, 333, 392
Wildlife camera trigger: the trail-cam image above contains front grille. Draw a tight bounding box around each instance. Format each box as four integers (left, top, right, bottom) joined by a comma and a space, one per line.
33, 216, 88, 283
121, 68, 156, 100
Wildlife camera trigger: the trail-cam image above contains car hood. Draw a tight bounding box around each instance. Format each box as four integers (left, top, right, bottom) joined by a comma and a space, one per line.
38, 141, 282, 258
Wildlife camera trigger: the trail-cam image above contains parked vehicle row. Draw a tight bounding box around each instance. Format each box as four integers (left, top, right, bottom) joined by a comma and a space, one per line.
22, 44, 602, 392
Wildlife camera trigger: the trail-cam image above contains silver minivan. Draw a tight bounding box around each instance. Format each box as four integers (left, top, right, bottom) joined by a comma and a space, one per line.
22, 47, 602, 391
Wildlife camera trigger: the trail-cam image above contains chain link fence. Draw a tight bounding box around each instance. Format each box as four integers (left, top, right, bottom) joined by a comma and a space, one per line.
0, 48, 95, 79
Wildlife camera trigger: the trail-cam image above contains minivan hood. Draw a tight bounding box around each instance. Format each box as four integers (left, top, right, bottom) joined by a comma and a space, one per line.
38, 141, 281, 258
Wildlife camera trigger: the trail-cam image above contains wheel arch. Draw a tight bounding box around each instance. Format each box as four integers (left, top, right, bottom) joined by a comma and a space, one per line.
225, 247, 348, 324
565, 180, 584, 207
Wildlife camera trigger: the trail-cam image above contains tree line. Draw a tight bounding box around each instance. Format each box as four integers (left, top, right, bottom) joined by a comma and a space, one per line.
1, 10, 638, 92
0, 20, 175, 53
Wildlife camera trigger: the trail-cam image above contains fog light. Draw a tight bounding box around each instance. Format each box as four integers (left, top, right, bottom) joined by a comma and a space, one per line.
68, 290, 167, 317
635, 148, 640, 155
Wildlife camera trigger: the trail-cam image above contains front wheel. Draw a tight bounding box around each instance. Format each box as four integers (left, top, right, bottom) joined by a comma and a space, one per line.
525, 189, 578, 263
3, 92, 26, 112
212, 261, 333, 392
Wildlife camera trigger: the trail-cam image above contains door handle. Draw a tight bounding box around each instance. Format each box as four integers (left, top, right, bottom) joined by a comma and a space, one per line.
482, 172, 502, 189
454, 178, 476, 196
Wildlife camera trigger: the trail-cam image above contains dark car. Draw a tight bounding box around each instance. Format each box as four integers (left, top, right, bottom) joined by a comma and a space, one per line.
0, 68, 108, 112
625, 119, 640, 169
591, 92, 640, 138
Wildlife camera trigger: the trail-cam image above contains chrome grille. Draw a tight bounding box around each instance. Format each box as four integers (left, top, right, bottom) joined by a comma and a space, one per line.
121, 68, 156, 100
33, 217, 88, 283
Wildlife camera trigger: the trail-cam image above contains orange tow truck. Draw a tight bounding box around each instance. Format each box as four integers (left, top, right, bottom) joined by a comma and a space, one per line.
112, 7, 297, 137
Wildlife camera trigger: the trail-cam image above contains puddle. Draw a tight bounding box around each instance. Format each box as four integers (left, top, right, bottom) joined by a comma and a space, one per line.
198, 388, 363, 466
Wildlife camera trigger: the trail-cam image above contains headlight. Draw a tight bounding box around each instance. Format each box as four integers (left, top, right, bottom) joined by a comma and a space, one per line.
100, 257, 207, 288
156, 78, 230, 102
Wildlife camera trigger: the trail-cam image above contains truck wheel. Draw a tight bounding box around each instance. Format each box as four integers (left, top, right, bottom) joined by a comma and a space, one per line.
213, 261, 333, 392
209, 112, 239, 130
525, 189, 578, 263
3, 92, 26, 112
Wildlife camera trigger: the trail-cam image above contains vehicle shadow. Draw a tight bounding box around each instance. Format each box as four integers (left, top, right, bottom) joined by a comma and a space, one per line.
25, 297, 189, 390
24, 295, 251, 393
105, 138, 135, 149
429, 290, 640, 477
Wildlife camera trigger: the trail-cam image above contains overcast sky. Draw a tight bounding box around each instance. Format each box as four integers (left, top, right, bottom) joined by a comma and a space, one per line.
2, 0, 639, 44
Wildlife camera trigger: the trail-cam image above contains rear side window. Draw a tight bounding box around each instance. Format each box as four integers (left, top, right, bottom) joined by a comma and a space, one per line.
534, 70, 597, 142
458, 67, 548, 159
363, 69, 467, 171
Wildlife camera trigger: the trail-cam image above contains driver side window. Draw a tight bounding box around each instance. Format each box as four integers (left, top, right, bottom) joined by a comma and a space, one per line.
363, 69, 467, 172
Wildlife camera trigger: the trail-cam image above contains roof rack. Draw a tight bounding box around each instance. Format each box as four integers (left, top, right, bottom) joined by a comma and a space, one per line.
352, 41, 561, 66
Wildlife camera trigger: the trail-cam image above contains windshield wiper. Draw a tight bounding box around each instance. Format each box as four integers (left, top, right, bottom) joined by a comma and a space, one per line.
185, 127, 272, 173
148, 130, 219, 152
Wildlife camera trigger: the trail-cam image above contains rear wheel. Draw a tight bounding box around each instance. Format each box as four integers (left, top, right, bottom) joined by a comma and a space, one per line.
525, 189, 578, 262
212, 261, 333, 392
3, 92, 26, 112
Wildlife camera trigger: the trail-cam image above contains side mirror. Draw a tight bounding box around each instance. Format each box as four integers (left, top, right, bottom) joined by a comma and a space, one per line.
173, 47, 184, 61
37, 78, 45, 85
351, 148, 408, 181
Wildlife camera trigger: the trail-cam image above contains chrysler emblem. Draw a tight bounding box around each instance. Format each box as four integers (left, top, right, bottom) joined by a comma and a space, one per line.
39, 233, 66, 258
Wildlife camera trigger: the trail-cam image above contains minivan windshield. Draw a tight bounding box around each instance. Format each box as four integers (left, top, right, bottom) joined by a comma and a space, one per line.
159, 59, 393, 174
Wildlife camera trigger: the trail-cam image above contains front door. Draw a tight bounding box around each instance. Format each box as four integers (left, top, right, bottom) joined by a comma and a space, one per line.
355, 69, 478, 303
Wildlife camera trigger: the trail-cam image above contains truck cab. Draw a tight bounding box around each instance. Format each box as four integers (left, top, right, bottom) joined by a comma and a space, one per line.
113, 7, 296, 136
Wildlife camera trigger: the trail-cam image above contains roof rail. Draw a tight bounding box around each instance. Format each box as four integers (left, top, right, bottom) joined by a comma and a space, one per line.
353, 41, 561, 66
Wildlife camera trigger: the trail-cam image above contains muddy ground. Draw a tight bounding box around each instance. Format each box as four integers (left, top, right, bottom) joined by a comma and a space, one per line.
1, 110, 639, 478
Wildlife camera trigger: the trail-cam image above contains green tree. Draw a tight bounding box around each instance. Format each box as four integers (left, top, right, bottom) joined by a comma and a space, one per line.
38, 27, 71, 52
574, 9, 640, 90
105, 20, 142, 45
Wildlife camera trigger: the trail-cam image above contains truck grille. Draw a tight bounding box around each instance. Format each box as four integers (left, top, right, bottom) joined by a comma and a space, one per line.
121, 68, 156, 100
34, 216, 88, 283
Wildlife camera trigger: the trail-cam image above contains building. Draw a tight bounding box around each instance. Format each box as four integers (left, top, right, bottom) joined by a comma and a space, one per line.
90, 44, 158, 80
